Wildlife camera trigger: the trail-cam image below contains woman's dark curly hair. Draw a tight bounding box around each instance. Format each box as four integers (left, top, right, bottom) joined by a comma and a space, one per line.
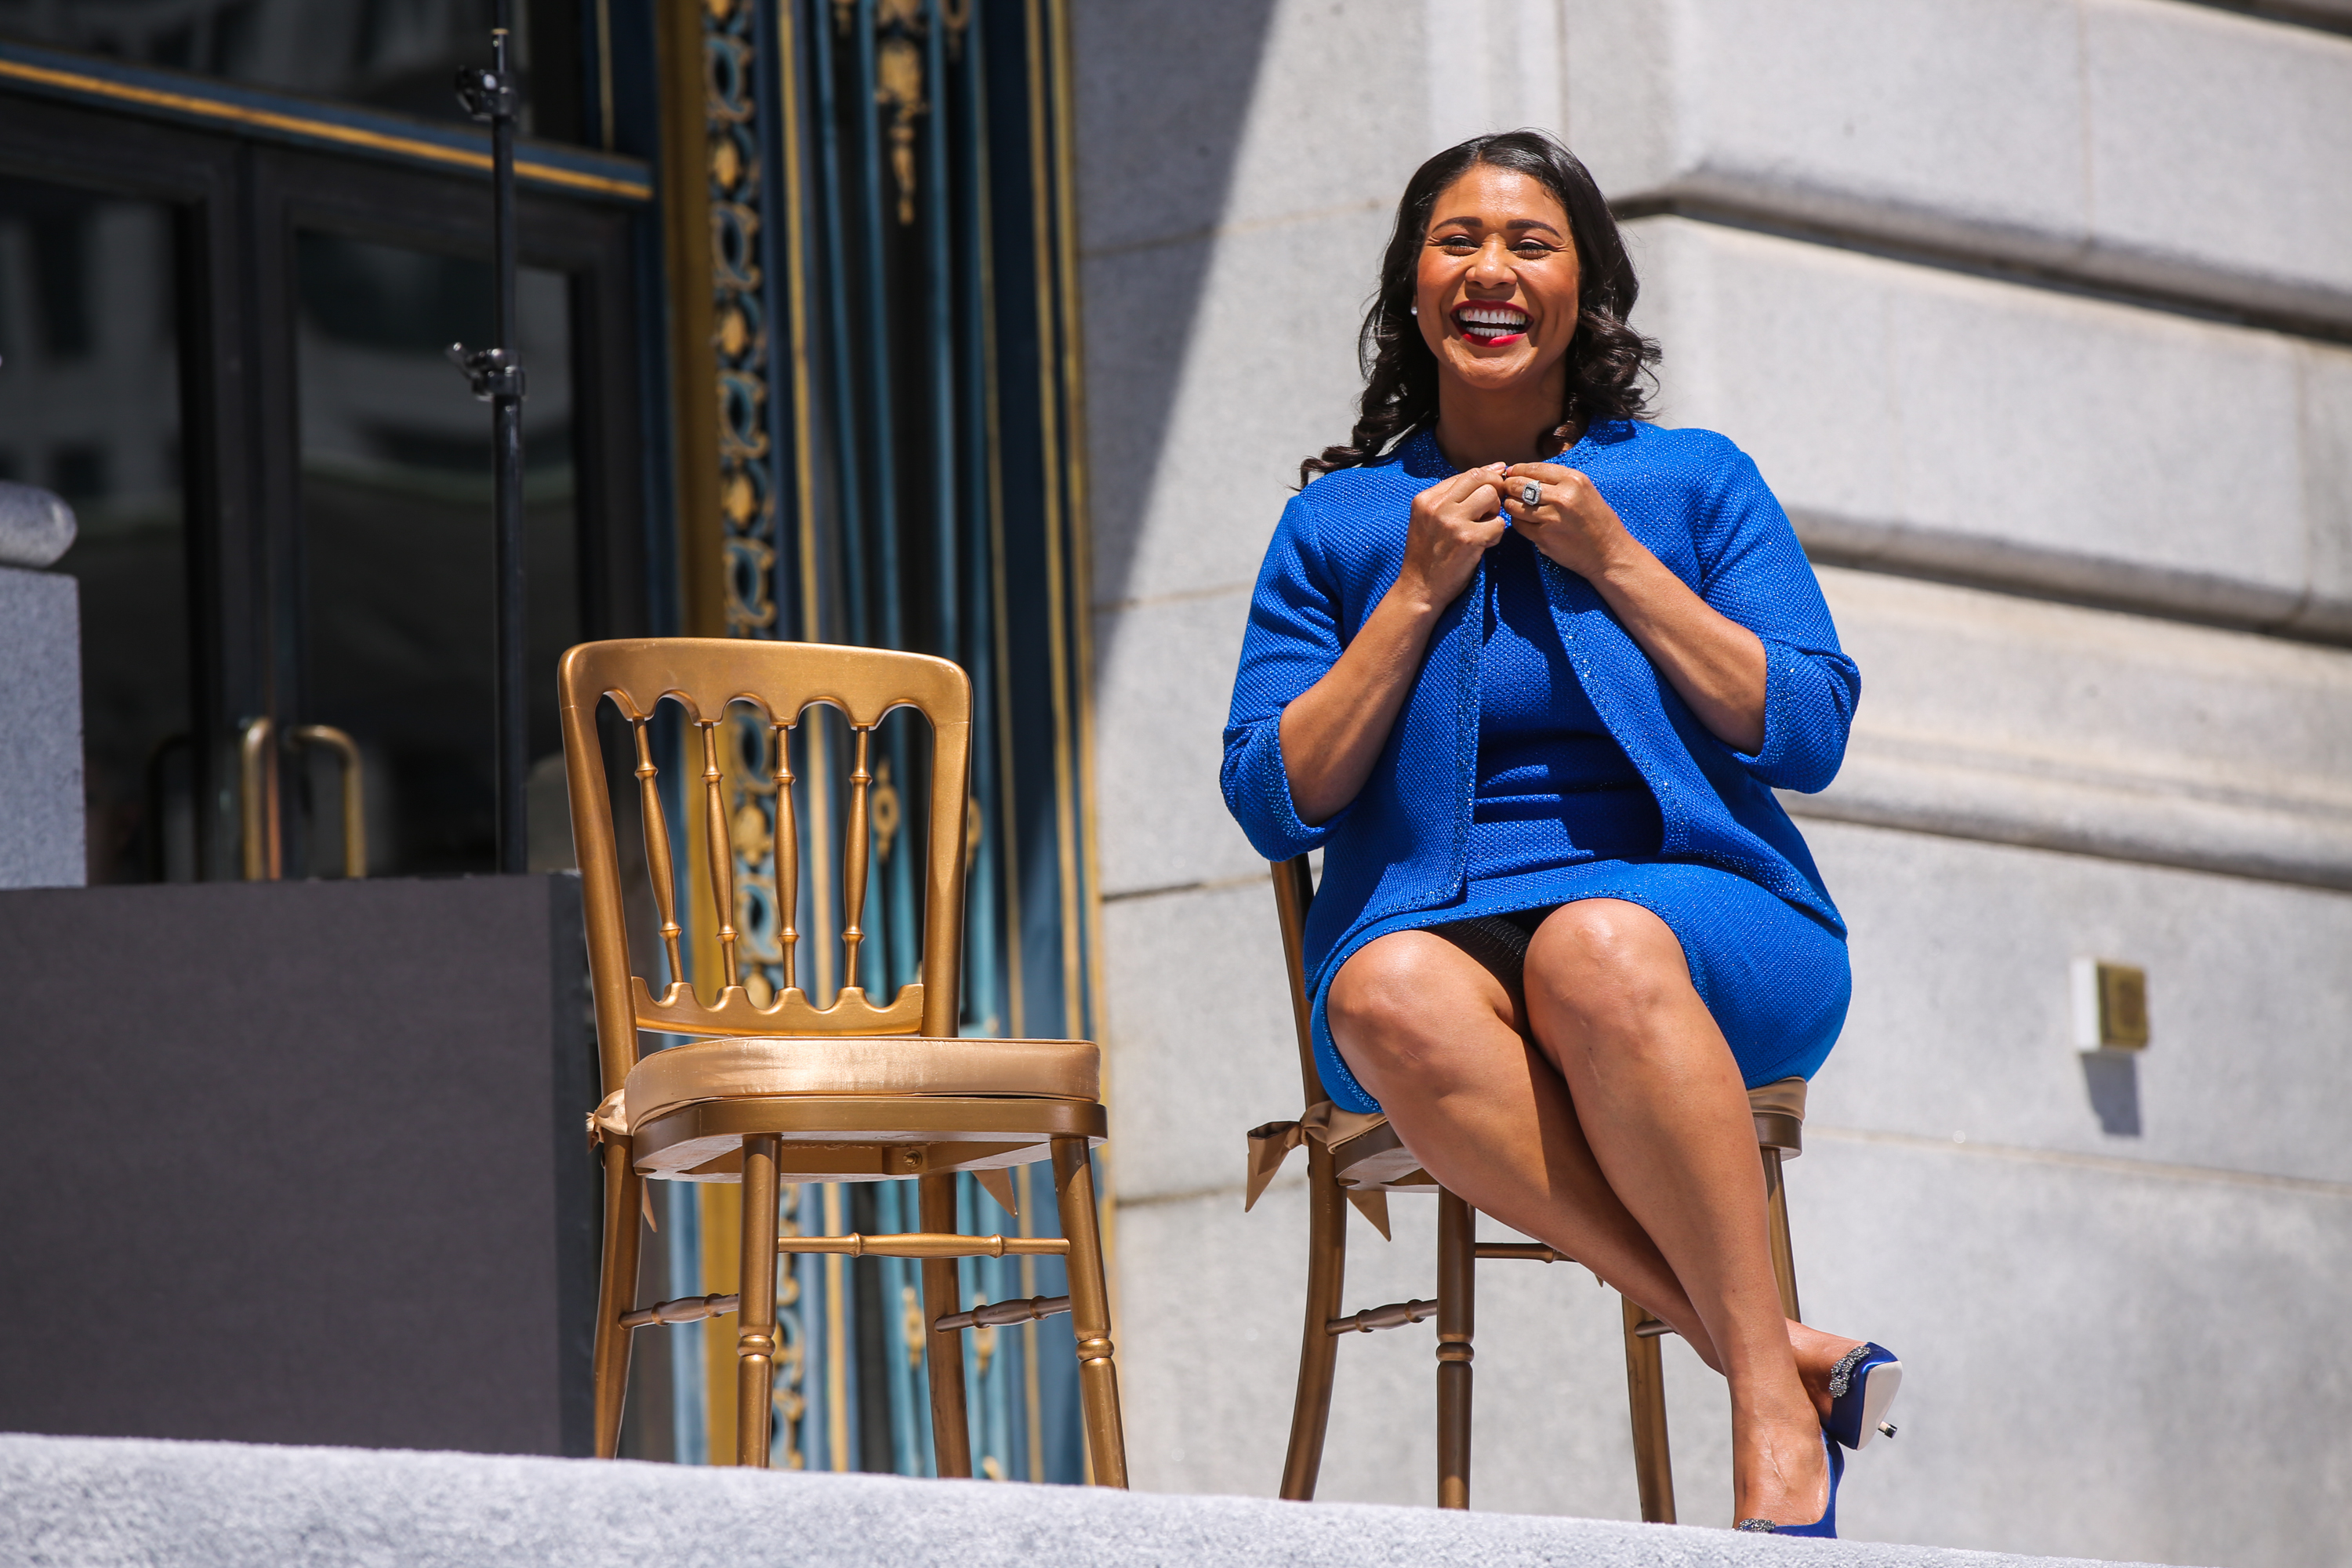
1300, 129, 1659, 485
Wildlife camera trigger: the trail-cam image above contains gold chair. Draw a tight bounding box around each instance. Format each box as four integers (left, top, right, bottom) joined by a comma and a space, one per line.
1247, 855, 1805, 1519
562, 637, 1126, 1479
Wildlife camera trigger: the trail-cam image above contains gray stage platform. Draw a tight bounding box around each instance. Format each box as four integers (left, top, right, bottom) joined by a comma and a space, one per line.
0, 1433, 2181, 1568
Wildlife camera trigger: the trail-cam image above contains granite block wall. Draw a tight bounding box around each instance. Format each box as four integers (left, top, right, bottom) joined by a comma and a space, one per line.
1626, 216, 2352, 637
1565, 0, 2352, 325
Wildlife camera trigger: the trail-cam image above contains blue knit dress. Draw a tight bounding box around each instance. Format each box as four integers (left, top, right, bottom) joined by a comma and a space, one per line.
1223, 423, 1857, 1113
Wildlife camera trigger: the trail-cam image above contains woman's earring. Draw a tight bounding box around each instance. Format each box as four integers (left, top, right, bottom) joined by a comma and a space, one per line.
1409, 304, 1417, 315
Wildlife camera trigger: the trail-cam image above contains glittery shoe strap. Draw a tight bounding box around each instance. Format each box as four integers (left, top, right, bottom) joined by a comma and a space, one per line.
1827, 1342, 1873, 1399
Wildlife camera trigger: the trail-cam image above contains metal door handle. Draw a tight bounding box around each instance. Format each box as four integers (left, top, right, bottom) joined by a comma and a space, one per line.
290, 724, 367, 879
239, 718, 368, 880
238, 717, 279, 881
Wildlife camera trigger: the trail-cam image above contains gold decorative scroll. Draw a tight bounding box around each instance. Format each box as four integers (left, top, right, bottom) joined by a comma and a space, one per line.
866, 0, 971, 224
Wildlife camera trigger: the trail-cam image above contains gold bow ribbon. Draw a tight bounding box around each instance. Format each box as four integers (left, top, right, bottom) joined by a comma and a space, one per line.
586, 1087, 630, 1151
1244, 1102, 1396, 1239
1244, 1120, 1307, 1209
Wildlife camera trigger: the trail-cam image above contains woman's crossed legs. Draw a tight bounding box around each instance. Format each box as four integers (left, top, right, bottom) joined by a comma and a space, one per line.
1327, 898, 1848, 1528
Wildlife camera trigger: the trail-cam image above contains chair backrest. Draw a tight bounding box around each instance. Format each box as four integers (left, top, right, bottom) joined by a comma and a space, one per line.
1270, 856, 1324, 1110
559, 637, 972, 1098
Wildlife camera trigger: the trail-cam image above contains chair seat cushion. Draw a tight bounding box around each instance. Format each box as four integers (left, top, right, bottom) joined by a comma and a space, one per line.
617, 1035, 1099, 1134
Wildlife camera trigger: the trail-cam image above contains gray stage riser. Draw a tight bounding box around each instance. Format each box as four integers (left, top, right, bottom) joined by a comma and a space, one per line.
0, 1434, 2183, 1568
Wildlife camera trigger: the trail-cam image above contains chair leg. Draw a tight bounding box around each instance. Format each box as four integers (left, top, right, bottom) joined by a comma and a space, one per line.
591, 1141, 644, 1459
1279, 1141, 1348, 1501
1053, 1136, 1129, 1488
1621, 1297, 1676, 1523
1762, 1147, 1801, 1321
1435, 1189, 1475, 1510
735, 1134, 780, 1468
918, 1172, 975, 1478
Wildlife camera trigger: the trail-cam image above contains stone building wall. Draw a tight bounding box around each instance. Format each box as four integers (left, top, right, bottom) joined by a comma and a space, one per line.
1073, 3, 2352, 1565
0, 564, 85, 890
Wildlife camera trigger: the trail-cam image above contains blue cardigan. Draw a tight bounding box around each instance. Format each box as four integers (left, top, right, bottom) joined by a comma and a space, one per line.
1222, 422, 1859, 1069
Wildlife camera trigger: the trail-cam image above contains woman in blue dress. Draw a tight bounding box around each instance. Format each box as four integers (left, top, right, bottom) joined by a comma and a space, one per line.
1222, 131, 1898, 1535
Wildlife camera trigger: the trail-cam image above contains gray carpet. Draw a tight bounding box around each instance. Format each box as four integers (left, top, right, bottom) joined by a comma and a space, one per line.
0, 1433, 2174, 1568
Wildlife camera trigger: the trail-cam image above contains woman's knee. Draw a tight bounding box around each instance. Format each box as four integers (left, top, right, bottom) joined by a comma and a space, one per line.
1523, 901, 1696, 1044
1327, 935, 1509, 1094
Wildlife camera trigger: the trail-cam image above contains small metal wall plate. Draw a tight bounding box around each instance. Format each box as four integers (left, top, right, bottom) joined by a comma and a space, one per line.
2072, 957, 2151, 1050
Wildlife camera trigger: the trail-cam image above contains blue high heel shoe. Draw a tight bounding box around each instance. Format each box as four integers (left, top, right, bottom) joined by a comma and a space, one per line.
1825, 1341, 1902, 1450
1735, 1428, 1842, 1538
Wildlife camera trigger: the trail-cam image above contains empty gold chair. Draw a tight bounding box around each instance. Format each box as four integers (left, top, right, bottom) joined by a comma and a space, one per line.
1247, 855, 1804, 1519
563, 637, 1125, 1479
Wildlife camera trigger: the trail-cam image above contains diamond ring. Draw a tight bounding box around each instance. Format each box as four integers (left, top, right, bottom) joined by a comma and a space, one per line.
1519, 481, 1542, 510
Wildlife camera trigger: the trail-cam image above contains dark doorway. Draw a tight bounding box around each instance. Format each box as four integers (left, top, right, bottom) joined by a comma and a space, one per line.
292, 232, 579, 877
0, 85, 652, 883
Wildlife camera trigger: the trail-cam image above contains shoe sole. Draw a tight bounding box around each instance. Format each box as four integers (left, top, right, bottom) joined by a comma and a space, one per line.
1853, 1359, 1902, 1450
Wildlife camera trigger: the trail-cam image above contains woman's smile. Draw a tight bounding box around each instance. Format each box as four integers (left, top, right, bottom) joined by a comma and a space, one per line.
1413, 164, 1584, 442
1454, 301, 1531, 346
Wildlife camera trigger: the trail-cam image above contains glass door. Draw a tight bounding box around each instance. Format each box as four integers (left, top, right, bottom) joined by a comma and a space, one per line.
0, 172, 196, 883
285, 231, 579, 877
245, 140, 652, 881
0, 88, 250, 886
0, 85, 653, 884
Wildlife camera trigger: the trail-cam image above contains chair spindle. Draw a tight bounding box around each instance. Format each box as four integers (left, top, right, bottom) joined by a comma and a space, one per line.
771, 716, 800, 993
632, 714, 685, 986
842, 724, 873, 989
699, 719, 739, 991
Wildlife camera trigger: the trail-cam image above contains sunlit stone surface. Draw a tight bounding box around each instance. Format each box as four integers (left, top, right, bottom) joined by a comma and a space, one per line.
0, 1432, 2180, 1568
1073, 3, 2352, 1565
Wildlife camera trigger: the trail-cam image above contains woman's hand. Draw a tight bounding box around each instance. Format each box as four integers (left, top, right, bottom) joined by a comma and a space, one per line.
1394, 464, 1511, 613
1502, 461, 1772, 755
1278, 464, 1511, 826
1497, 461, 1628, 579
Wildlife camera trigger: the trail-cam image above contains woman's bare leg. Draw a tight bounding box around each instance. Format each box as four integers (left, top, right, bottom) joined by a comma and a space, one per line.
1327, 931, 1722, 1362
1329, 924, 1864, 1523
1519, 899, 1825, 1527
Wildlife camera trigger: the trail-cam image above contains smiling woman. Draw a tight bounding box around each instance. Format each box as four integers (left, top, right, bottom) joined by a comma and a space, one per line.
1224, 131, 1893, 1535
1300, 133, 1656, 486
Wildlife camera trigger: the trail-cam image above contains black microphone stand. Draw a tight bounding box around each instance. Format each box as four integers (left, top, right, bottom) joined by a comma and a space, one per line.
452, 2, 528, 876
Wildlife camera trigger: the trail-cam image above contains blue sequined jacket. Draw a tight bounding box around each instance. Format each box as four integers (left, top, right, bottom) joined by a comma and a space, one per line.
1221, 421, 1859, 1021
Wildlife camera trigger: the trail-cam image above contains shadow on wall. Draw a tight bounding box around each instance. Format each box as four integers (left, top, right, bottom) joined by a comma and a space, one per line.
2080, 1051, 2142, 1138
1072, 0, 1279, 609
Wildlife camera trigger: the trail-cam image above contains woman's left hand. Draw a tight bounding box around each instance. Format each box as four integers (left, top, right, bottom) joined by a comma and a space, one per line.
1500, 462, 1630, 579
1498, 463, 1771, 754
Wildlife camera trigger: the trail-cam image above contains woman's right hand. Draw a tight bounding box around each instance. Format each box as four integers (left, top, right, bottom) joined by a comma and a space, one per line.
1392, 464, 1509, 614
1278, 463, 1508, 826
